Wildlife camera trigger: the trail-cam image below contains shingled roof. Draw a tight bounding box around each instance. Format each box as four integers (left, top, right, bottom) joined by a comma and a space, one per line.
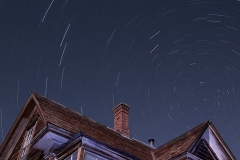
31, 92, 153, 159
152, 120, 236, 160
2, 92, 234, 160
153, 121, 208, 159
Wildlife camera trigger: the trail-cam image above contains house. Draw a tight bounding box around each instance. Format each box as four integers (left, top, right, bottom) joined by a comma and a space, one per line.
0, 92, 236, 160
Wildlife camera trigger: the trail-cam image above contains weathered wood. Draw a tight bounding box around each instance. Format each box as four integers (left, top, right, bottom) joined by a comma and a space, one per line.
3, 118, 28, 160
77, 147, 84, 160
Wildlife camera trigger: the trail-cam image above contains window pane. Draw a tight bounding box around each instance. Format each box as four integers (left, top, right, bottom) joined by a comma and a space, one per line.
71, 151, 78, 160
21, 155, 27, 160
21, 146, 29, 157
84, 151, 108, 160
65, 157, 71, 160
64, 150, 78, 160
21, 148, 26, 156
84, 152, 97, 160
21, 126, 35, 158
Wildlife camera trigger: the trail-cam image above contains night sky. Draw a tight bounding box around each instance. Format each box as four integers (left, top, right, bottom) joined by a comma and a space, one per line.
1, 0, 240, 158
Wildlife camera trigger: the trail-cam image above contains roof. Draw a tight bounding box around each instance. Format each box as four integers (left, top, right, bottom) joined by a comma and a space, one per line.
31, 93, 153, 159
54, 132, 142, 160
153, 121, 209, 159
1, 92, 235, 160
152, 120, 236, 160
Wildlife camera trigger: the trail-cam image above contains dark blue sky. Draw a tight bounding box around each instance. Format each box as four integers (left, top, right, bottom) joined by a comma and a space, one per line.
1, 0, 240, 158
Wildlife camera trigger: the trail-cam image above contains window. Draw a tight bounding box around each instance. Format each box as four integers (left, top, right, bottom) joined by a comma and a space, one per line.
84, 151, 109, 160
20, 125, 35, 159
64, 150, 78, 160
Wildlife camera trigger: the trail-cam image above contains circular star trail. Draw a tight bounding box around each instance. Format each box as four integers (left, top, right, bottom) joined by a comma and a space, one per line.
0, 0, 240, 157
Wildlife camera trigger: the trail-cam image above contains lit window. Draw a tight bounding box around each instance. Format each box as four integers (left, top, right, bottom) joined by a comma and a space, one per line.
21, 125, 35, 159
64, 150, 78, 160
84, 151, 108, 160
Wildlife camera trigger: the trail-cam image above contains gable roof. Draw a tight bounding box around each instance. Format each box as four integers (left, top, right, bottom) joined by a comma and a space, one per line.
193, 139, 218, 160
152, 121, 236, 160
153, 121, 208, 159
31, 92, 153, 159
1, 92, 236, 160
0, 94, 39, 156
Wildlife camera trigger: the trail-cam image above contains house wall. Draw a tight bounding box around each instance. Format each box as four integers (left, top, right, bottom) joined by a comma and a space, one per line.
1, 118, 28, 159
23, 115, 45, 160
8, 107, 46, 160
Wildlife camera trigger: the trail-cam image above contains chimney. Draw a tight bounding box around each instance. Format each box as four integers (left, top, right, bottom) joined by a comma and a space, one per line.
148, 139, 155, 147
112, 102, 130, 137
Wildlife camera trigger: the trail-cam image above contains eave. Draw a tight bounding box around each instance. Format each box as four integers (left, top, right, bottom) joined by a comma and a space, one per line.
31, 122, 74, 153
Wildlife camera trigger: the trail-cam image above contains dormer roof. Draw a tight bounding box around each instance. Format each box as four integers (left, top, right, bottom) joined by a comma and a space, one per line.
152, 120, 236, 160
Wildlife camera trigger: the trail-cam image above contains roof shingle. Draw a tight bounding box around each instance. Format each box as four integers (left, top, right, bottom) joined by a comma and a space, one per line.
32, 93, 153, 159
152, 121, 209, 160
31, 93, 235, 160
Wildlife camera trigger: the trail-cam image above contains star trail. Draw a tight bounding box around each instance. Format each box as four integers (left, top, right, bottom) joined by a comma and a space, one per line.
0, 0, 240, 158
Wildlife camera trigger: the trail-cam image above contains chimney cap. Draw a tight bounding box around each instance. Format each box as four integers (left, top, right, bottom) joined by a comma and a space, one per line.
112, 102, 130, 112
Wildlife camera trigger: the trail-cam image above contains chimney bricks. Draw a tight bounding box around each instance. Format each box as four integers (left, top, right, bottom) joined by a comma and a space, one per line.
113, 102, 130, 137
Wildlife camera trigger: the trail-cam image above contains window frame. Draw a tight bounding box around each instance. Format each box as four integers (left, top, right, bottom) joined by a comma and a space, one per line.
64, 150, 78, 160
20, 124, 35, 159
83, 150, 109, 160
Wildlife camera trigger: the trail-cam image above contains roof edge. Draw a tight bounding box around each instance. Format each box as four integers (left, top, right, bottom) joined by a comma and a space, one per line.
208, 122, 236, 160
188, 121, 236, 159
0, 93, 35, 154
153, 120, 209, 154
187, 120, 210, 152
31, 92, 47, 123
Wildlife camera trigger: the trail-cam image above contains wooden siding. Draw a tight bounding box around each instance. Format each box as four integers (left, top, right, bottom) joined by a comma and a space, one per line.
1, 118, 28, 160
25, 148, 43, 160
77, 147, 84, 160
8, 109, 45, 160
23, 116, 45, 160
32, 116, 45, 140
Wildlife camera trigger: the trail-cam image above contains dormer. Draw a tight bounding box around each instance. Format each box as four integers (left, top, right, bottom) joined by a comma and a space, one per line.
152, 121, 236, 160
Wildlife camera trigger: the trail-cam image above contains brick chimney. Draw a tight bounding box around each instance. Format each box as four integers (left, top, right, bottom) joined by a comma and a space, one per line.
112, 102, 130, 137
